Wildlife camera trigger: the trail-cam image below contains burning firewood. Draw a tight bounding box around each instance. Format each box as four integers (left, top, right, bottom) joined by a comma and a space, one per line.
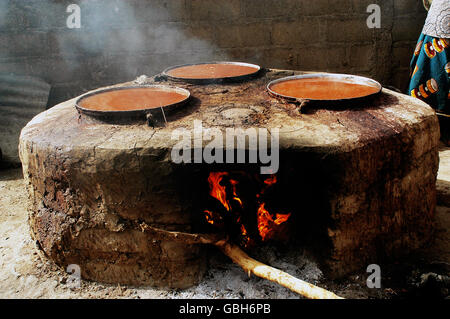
138, 222, 343, 299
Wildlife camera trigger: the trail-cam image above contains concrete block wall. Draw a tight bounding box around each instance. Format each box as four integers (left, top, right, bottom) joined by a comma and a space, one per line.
0, 0, 428, 107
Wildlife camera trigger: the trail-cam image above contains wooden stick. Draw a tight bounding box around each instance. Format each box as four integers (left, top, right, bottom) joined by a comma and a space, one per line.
138, 222, 344, 299
215, 240, 343, 299
138, 222, 223, 245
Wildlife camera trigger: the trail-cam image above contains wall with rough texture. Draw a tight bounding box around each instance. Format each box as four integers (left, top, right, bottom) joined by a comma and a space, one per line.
0, 0, 427, 107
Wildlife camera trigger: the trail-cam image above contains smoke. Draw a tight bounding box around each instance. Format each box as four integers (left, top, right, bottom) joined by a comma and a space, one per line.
0, 1, 8, 29
1, 0, 225, 86
54, 0, 224, 80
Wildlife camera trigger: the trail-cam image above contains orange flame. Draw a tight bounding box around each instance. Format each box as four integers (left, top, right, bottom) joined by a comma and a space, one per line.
274, 213, 291, 225
264, 175, 277, 186
208, 172, 230, 211
205, 172, 291, 245
240, 223, 252, 247
257, 203, 291, 241
204, 210, 217, 225
230, 179, 243, 208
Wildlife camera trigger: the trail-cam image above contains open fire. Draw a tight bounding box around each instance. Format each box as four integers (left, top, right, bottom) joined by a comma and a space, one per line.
203, 172, 292, 248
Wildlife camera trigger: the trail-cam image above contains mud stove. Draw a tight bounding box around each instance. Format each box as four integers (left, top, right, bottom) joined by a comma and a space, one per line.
19, 67, 439, 293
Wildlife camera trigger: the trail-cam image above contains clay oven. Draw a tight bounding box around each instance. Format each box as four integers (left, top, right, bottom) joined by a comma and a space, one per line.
19, 67, 439, 289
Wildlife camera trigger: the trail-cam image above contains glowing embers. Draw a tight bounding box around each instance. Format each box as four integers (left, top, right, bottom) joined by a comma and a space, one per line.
203, 172, 291, 248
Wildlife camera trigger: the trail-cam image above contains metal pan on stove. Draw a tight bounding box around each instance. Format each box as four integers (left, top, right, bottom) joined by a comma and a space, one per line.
75, 85, 191, 125
162, 61, 261, 84
267, 73, 382, 106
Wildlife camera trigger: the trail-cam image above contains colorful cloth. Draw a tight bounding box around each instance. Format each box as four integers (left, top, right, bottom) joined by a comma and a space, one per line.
408, 34, 450, 113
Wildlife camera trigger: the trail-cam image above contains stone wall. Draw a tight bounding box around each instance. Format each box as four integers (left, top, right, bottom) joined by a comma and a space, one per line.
0, 0, 427, 107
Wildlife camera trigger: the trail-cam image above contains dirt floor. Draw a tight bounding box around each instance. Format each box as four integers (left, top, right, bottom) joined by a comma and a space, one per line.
0, 146, 449, 299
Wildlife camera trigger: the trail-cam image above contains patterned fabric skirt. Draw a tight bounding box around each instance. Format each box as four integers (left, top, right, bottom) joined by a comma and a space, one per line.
408, 33, 450, 113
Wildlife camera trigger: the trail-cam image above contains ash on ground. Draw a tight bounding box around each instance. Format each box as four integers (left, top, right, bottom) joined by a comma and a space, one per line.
161, 244, 323, 299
